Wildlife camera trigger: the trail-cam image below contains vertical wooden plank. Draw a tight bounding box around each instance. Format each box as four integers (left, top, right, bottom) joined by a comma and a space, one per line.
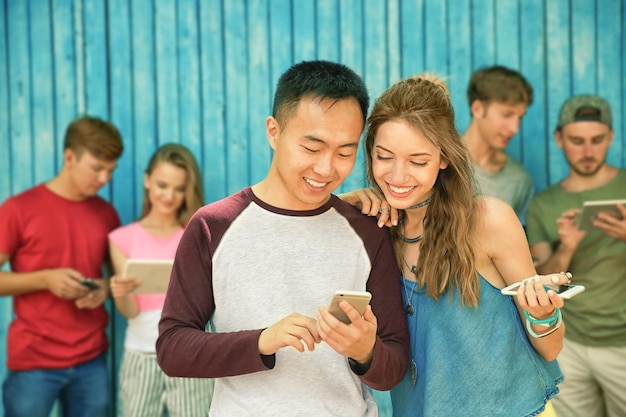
386, 0, 401, 84
83, 0, 113, 202
494, 0, 523, 161
400, 0, 425, 77
52, 0, 78, 170
248, 0, 272, 185
0, 0, 10, 201
338, 0, 366, 192
596, 0, 623, 167
292, 0, 315, 62
108, 0, 134, 225
155, 0, 179, 145
424, 0, 447, 74
520, 0, 549, 191
83, 0, 108, 117
363, 0, 387, 100
268, 0, 293, 101
0, 0, 10, 399
29, 0, 56, 185
545, 0, 571, 184
131, 0, 157, 211
7, 0, 33, 195
494, 0, 520, 68
199, 0, 227, 202
177, 0, 202, 163
571, 0, 596, 93
317, 0, 339, 62
447, 0, 472, 133
223, 0, 250, 193
622, 0, 626, 165
338, 0, 364, 76
471, 0, 496, 68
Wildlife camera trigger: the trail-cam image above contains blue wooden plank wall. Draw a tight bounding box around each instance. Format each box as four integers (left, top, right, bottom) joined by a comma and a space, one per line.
1, 1, 625, 416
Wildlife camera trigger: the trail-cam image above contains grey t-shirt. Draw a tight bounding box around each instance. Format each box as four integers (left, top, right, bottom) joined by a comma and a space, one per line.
472, 156, 534, 225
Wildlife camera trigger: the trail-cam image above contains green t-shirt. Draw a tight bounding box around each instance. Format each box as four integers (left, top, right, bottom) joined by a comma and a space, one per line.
526, 169, 626, 347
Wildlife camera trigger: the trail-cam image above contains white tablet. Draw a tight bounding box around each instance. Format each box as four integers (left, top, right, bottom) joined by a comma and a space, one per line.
123, 259, 175, 294
578, 199, 626, 231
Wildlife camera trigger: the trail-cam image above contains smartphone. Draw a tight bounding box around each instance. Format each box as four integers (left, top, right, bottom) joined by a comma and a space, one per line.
79, 278, 101, 290
327, 290, 372, 324
501, 282, 585, 299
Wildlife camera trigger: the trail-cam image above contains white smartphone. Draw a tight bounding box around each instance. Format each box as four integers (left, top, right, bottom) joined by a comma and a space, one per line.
501, 282, 585, 299
327, 290, 372, 324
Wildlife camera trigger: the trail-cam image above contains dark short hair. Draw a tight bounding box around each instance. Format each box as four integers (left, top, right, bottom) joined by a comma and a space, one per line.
467, 65, 533, 108
272, 60, 369, 128
63, 116, 124, 161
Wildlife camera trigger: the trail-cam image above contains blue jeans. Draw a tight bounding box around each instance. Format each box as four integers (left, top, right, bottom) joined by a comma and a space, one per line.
2, 354, 109, 417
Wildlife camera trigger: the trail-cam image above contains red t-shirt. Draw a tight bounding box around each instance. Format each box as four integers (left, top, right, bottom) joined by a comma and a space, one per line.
0, 184, 120, 370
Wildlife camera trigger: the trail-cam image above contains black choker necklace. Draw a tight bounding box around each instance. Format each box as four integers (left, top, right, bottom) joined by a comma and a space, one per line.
399, 195, 432, 243
408, 195, 433, 209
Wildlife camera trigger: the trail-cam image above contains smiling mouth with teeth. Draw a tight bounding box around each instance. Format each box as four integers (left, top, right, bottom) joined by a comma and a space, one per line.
389, 185, 414, 193
305, 178, 329, 188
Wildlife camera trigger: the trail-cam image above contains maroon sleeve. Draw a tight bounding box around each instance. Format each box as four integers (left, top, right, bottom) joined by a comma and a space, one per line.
156, 198, 274, 378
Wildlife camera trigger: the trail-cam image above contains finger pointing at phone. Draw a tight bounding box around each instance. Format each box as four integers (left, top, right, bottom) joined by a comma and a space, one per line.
258, 313, 321, 355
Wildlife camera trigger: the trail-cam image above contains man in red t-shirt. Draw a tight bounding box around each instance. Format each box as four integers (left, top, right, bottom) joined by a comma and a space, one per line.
0, 116, 124, 417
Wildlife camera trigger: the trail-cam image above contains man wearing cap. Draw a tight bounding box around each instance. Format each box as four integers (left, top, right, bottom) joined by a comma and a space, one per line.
462, 65, 535, 225
526, 94, 626, 417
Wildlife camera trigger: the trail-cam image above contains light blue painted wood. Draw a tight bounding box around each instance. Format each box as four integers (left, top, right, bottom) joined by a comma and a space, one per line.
292, 0, 316, 62
177, 0, 203, 160
248, 0, 273, 185
84, 0, 113, 202
52, 0, 78, 171
338, 0, 367, 193
400, 0, 424, 77
199, 0, 227, 203
131, 0, 158, 216
471, 0, 496, 68
8, 0, 33, 195
424, 0, 447, 74
317, 0, 340, 63
495, 0, 522, 160
223, 0, 251, 194
520, 0, 549, 191
29, 0, 56, 185
386, 0, 401, 83
155, 0, 180, 147
597, 0, 624, 167
545, 0, 573, 185
108, 0, 135, 226
571, 0, 596, 94
0, 0, 10, 203
447, 0, 472, 134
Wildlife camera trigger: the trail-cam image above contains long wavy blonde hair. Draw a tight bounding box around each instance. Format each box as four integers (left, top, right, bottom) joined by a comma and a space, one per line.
365, 74, 480, 306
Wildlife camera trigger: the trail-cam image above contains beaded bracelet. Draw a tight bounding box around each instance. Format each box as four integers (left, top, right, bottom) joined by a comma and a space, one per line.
525, 309, 563, 338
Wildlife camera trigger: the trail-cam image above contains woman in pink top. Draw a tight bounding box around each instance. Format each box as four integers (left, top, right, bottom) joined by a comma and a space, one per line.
108, 144, 212, 417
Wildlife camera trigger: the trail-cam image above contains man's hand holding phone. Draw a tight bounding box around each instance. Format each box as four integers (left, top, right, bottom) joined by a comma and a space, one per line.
317, 291, 377, 368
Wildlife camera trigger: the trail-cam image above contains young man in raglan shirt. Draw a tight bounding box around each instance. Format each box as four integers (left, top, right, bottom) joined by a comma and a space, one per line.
156, 60, 410, 417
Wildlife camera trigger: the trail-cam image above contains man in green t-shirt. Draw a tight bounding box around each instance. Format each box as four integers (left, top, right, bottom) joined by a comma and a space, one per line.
526, 95, 626, 417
